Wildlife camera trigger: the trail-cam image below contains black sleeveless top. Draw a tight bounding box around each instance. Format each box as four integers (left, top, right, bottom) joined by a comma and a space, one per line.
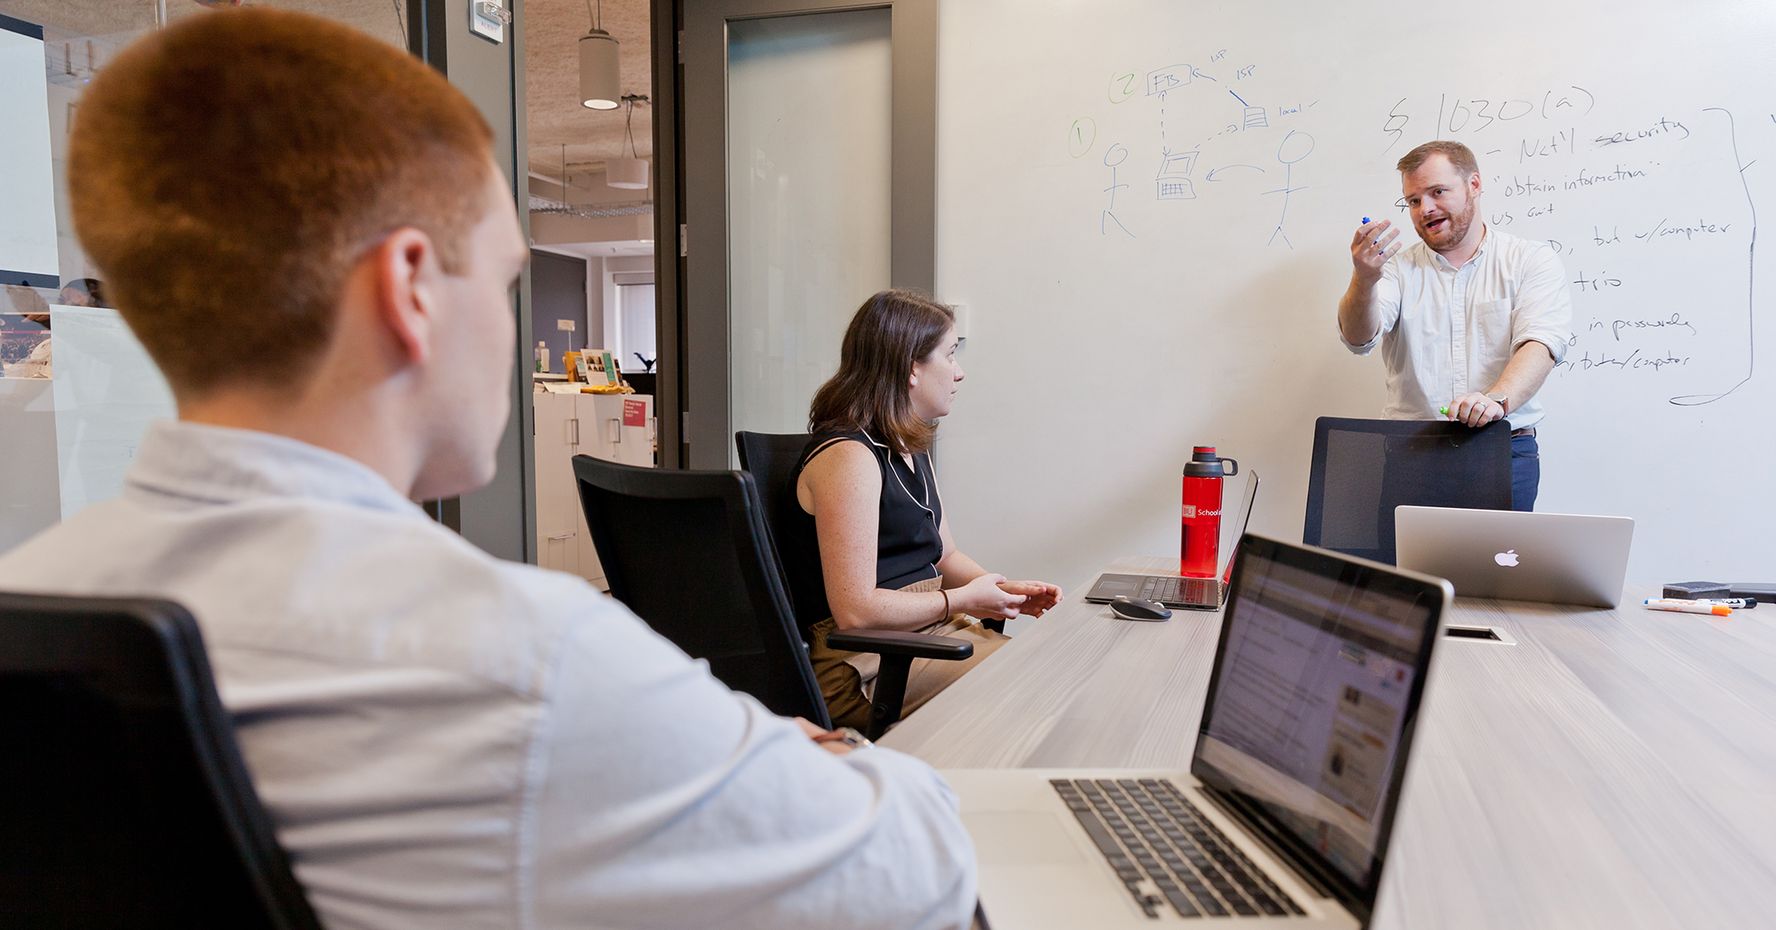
781, 429, 944, 634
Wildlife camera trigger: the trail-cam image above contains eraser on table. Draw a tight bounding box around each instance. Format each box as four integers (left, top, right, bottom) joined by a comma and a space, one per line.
1664, 581, 1731, 599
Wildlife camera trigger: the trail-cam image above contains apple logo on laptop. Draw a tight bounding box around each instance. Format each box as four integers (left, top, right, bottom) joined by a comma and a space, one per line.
1494, 549, 1520, 567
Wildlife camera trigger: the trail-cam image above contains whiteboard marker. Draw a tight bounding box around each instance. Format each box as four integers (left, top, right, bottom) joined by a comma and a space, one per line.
1362, 217, 1371, 224
1643, 598, 1731, 617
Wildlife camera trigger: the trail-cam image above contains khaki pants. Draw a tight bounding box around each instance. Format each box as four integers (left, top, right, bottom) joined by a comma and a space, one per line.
806, 577, 1009, 731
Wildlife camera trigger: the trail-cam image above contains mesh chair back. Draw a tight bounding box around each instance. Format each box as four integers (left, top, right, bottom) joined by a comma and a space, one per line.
1304, 417, 1512, 564
0, 593, 320, 929
572, 456, 830, 726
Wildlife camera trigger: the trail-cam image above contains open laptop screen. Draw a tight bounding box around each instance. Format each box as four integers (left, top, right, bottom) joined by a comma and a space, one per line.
1191, 535, 1446, 919
1218, 473, 1259, 587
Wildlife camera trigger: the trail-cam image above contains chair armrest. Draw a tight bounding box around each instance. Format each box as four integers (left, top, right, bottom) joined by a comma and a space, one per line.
826, 629, 974, 661
832, 631, 976, 740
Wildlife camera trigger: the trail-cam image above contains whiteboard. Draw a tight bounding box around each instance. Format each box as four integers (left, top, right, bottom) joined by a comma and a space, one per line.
0, 16, 59, 288
933, 0, 1775, 588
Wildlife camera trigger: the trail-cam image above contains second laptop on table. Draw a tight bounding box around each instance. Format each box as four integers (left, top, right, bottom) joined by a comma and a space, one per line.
1394, 506, 1634, 608
1085, 472, 1261, 611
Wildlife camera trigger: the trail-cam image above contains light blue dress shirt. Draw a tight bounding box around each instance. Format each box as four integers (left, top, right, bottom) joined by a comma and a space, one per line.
1342, 225, 1573, 431
0, 420, 977, 930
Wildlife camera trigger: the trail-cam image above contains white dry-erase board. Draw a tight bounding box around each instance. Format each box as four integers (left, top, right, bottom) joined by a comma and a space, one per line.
0, 15, 59, 289
933, 0, 1775, 585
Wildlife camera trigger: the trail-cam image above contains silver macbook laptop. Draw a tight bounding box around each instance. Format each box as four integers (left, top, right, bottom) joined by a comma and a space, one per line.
1394, 506, 1634, 608
1086, 473, 1260, 610
948, 535, 1451, 928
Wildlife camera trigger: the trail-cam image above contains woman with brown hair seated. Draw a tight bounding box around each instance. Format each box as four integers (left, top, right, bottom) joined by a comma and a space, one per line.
784, 289, 1063, 731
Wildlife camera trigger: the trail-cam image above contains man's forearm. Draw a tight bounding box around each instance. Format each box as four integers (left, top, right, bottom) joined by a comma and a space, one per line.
1337, 274, 1382, 346
1487, 341, 1557, 411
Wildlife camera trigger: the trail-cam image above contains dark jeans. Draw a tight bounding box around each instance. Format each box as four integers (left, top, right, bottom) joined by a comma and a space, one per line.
1511, 434, 1540, 512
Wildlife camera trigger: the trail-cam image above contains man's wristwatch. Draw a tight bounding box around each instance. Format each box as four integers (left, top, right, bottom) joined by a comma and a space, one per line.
1485, 392, 1510, 415
816, 726, 873, 751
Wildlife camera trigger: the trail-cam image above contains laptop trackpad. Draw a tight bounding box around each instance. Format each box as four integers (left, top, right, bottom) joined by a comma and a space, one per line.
963, 811, 1088, 866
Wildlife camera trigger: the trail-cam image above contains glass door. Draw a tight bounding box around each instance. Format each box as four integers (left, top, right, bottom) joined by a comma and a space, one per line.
679, 0, 935, 468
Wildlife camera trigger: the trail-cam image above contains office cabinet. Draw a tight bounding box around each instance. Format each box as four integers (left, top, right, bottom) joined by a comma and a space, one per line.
533, 391, 654, 588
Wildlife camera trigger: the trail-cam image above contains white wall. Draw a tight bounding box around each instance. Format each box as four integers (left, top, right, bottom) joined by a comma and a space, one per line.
582, 255, 605, 349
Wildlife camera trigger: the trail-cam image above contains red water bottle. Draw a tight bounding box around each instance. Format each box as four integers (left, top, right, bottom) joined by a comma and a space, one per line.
1181, 446, 1239, 577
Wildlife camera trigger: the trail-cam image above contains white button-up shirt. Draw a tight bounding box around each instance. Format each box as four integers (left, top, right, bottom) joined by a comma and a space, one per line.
1342, 225, 1572, 430
0, 420, 976, 930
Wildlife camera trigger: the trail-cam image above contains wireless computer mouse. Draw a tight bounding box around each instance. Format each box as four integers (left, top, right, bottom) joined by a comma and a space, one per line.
1110, 595, 1172, 621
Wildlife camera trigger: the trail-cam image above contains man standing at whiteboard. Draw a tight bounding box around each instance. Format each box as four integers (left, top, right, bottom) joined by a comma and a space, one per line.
1336, 140, 1572, 511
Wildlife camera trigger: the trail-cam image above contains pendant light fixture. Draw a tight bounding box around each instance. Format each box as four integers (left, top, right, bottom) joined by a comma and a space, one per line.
606, 96, 649, 190
578, 0, 619, 110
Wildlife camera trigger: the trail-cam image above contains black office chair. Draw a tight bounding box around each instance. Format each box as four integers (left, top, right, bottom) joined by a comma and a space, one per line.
573, 455, 975, 739
734, 431, 841, 632
735, 430, 1004, 635
1303, 417, 1513, 564
0, 593, 321, 930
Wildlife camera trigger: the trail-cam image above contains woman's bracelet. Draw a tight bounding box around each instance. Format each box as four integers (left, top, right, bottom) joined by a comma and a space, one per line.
939, 587, 951, 621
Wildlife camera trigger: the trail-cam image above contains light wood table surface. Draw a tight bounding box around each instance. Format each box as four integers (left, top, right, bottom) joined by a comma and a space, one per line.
883, 556, 1776, 929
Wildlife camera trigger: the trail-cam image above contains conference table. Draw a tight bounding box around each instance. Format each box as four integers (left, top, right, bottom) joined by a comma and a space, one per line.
883, 556, 1776, 929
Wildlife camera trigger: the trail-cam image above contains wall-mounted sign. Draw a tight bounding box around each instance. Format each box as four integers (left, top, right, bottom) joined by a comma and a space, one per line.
468, 0, 510, 44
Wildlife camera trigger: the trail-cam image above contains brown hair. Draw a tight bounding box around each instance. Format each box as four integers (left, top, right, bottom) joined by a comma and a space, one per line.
1396, 140, 1479, 178
68, 8, 494, 397
808, 289, 957, 455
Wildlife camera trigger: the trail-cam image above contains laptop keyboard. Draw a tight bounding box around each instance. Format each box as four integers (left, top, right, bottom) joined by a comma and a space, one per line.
1051, 778, 1305, 920
1139, 577, 1215, 606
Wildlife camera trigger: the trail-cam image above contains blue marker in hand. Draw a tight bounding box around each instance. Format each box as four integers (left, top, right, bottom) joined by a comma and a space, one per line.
1362, 217, 1371, 225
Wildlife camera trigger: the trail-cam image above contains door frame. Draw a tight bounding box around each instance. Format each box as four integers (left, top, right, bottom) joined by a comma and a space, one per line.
409, 0, 537, 561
